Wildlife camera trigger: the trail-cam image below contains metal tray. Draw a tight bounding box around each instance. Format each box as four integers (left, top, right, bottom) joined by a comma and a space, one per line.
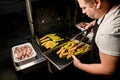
42, 40, 90, 70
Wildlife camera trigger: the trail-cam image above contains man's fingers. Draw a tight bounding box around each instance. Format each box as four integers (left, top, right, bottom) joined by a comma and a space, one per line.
72, 55, 75, 59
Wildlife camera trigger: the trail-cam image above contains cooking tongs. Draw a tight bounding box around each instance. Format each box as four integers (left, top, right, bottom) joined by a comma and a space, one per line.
70, 29, 88, 41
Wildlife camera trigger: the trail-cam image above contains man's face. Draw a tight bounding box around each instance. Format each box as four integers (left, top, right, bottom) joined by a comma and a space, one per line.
77, 0, 97, 19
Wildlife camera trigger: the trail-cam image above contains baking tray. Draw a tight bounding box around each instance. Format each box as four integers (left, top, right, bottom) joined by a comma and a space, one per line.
42, 39, 91, 70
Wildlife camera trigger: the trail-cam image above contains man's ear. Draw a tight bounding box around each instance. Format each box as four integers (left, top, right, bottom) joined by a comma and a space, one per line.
95, 0, 101, 9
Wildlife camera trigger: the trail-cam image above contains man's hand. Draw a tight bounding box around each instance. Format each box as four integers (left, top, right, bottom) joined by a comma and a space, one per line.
72, 55, 81, 68
76, 20, 96, 32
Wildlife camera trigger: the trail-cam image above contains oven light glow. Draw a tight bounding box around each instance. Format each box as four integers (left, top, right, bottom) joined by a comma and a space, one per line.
42, 20, 44, 23
58, 17, 60, 20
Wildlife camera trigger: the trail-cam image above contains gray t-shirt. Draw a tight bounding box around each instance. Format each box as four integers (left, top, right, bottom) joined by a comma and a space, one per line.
96, 5, 120, 56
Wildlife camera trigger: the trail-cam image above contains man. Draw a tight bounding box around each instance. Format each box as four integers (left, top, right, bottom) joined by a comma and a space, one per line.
72, 0, 120, 79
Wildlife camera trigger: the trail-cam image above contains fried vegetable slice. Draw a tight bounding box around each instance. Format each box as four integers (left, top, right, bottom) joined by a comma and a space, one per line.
39, 33, 64, 49
56, 39, 91, 60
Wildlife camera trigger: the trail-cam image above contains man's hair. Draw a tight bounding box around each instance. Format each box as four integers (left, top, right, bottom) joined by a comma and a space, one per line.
83, 0, 94, 3
83, 0, 120, 4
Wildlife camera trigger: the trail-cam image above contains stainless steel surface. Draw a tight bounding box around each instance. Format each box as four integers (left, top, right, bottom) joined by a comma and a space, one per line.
26, 0, 35, 38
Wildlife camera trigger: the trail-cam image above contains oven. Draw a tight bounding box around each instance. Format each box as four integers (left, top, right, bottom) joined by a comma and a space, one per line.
12, 0, 92, 73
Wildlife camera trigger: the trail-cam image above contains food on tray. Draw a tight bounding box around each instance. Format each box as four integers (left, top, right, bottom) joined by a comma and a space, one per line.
56, 39, 91, 60
39, 33, 64, 49
14, 45, 33, 60
12, 43, 37, 66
